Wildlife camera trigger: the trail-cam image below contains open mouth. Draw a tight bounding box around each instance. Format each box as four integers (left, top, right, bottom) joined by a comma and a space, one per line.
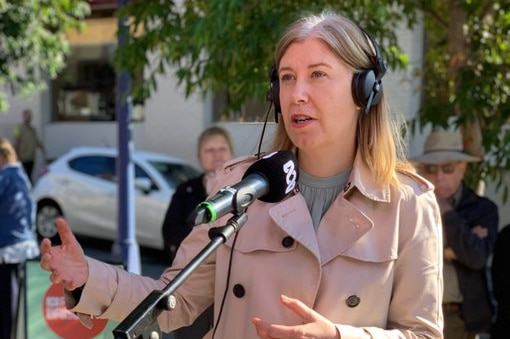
293, 116, 313, 123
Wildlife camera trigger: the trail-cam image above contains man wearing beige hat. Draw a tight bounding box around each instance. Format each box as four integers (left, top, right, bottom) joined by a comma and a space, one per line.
411, 129, 499, 339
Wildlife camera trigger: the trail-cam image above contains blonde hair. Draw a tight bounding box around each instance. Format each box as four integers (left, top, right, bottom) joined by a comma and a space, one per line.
269, 12, 411, 187
197, 126, 234, 158
0, 137, 18, 163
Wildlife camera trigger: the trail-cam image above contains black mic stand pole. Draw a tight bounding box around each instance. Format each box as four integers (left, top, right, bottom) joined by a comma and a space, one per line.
112, 212, 248, 339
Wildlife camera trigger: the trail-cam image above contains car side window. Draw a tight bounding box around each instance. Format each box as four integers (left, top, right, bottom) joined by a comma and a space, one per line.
135, 164, 158, 191
149, 161, 200, 188
69, 155, 117, 181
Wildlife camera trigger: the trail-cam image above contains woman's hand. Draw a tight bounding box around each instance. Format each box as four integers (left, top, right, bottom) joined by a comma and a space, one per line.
252, 295, 340, 339
40, 217, 89, 291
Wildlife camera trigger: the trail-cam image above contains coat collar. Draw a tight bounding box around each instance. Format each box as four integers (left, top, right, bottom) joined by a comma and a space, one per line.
266, 151, 392, 263
342, 150, 391, 203
268, 194, 376, 263
221, 151, 398, 263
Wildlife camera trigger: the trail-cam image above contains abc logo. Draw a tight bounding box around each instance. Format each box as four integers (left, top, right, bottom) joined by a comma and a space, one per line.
283, 160, 297, 194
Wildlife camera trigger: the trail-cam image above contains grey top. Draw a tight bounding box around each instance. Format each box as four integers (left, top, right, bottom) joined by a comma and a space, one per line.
299, 167, 351, 230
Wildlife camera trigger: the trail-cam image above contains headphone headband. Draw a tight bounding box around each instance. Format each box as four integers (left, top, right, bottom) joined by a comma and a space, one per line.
267, 22, 387, 120
357, 25, 387, 82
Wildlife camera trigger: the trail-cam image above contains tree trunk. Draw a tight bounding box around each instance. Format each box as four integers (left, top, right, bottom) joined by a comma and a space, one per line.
448, 0, 483, 158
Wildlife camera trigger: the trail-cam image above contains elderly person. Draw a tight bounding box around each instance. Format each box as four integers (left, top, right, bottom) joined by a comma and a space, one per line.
411, 129, 498, 339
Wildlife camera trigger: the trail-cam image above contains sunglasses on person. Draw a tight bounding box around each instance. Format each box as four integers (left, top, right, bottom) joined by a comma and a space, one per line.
422, 162, 459, 174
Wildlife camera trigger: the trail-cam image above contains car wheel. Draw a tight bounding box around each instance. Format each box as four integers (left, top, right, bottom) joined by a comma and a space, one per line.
36, 201, 63, 242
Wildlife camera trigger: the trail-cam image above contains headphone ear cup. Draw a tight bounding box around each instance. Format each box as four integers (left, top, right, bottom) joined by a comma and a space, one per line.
351, 69, 383, 112
267, 65, 281, 122
271, 80, 281, 116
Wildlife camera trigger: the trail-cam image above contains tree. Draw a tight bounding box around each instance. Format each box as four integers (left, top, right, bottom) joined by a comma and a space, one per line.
0, 0, 90, 112
415, 0, 510, 200
115, 0, 509, 197
115, 1, 415, 111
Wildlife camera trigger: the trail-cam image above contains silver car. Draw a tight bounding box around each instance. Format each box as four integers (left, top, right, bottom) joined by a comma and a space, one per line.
32, 146, 200, 251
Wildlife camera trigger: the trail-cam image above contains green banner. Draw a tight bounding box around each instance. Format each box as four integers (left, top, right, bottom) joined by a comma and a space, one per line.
23, 260, 118, 339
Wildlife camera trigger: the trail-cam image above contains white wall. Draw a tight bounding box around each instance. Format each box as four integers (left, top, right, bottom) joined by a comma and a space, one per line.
138, 71, 205, 168
384, 17, 429, 160
43, 122, 144, 158
219, 122, 276, 158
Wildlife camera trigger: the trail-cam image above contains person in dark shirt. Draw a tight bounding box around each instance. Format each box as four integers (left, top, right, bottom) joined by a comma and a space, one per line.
161, 125, 233, 339
411, 129, 499, 339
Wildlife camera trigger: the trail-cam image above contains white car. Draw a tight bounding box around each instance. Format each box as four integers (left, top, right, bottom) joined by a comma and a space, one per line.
32, 146, 200, 251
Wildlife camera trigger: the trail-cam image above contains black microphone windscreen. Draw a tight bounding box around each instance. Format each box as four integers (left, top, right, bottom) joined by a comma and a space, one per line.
242, 151, 299, 203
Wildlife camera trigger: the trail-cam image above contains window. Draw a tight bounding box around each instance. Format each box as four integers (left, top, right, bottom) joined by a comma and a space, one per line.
53, 16, 144, 122
148, 161, 200, 188
67, 154, 198, 190
53, 45, 117, 121
69, 155, 116, 180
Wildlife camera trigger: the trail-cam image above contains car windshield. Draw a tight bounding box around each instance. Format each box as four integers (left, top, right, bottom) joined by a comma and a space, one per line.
150, 161, 200, 188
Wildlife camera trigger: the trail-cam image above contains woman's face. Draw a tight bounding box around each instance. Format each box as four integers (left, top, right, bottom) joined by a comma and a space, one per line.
198, 135, 232, 173
278, 37, 359, 154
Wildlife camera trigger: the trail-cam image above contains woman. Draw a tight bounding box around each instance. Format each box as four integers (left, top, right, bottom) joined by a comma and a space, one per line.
161, 126, 233, 339
1, 137, 40, 339
40, 12, 443, 338
162, 125, 234, 262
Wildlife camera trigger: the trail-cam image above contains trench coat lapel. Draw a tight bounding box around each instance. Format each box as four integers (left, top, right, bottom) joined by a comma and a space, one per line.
268, 194, 320, 257
317, 197, 373, 264
268, 193, 373, 264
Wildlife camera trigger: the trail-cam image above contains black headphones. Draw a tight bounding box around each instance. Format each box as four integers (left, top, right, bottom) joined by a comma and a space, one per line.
267, 25, 387, 122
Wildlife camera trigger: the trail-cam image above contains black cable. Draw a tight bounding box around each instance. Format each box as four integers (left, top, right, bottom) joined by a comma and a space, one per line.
256, 102, 273, 159
211, 230, 240, 339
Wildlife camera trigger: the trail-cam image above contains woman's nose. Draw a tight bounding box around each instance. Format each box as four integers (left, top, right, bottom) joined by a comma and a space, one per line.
291, 78, 309, 104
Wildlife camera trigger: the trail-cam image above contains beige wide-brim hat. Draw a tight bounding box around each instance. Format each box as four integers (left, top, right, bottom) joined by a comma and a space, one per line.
410, 130, 481, 164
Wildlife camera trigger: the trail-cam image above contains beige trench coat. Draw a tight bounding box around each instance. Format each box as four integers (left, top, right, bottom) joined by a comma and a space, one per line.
70, 152, 444, 339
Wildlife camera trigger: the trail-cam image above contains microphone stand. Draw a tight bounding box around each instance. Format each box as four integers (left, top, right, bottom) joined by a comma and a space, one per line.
112, 212, 248, 339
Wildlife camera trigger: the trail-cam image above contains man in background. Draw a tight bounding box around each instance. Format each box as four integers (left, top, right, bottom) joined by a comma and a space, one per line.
13, 109, 46, 182
411, 129, 498, 339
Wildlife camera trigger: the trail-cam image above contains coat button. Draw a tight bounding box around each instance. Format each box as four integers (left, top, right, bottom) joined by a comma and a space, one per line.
233, 284, 245, 298
282, 236, 294, 248
346, 295, 360, 308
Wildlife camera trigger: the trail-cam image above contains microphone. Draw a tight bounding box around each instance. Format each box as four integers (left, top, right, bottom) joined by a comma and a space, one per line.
188, 150, 299, 226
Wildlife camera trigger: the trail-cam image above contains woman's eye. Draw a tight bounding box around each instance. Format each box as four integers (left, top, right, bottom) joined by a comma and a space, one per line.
280, 74, 294, 83
311, 71, 326, 78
